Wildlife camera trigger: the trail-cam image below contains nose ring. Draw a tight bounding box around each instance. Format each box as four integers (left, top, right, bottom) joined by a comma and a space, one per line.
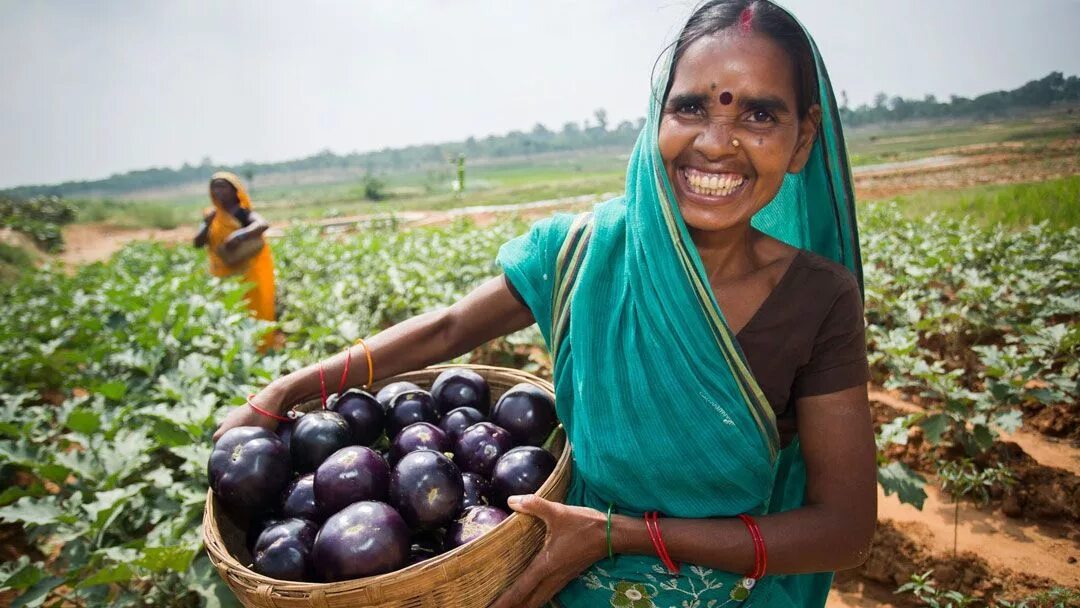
732, 138, 741, 148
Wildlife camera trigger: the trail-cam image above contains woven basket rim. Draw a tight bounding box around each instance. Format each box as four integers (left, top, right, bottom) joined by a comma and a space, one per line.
203, 363, 570, 597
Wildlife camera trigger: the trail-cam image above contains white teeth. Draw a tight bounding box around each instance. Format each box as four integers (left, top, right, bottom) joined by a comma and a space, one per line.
683, 169, 744, 197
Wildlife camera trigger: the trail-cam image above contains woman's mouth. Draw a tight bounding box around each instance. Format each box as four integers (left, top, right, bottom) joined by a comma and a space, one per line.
680, 167, 747, 199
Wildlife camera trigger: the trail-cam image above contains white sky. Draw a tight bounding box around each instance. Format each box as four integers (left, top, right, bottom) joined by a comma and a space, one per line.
2, 0, 1078, 188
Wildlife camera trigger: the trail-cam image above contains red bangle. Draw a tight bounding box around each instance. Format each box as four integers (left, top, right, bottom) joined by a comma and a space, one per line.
644, 512, 680, 575
247, 394, 291, 422
320, 346, 357, 408
339, 347, 352, 395
737, 514, 767, 579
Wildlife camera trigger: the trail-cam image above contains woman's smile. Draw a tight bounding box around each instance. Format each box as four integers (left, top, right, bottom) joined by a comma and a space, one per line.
677, 166, 749, 202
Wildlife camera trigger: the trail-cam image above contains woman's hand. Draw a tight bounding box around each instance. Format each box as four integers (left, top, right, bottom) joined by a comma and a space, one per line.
490, 495, 608, 608
222, 231, 243, 251
212, 387, 286, 442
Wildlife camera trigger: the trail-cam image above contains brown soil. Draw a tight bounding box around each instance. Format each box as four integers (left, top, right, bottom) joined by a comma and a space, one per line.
830, 519, 1064, 607
853, 140, 1080, 201
58, 222, 192, 267
872, 395, 1080, 526
1025, 402, 1080, 442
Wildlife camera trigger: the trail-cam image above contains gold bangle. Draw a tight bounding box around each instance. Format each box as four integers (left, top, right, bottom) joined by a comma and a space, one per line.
355, 337, 374, 388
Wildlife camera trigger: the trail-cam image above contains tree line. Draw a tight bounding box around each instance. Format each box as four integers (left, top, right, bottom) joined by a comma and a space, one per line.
5, 72, 1077, 199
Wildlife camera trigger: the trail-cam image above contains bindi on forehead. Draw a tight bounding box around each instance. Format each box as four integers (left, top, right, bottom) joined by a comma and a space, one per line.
719, 91, 734, 105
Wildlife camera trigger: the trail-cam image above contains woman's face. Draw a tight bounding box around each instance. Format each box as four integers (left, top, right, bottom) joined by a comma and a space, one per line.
658, 31, 821, 234
210, 179, 239, 206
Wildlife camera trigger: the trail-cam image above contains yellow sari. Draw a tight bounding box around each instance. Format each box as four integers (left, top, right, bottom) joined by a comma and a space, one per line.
206, 171, 276, 322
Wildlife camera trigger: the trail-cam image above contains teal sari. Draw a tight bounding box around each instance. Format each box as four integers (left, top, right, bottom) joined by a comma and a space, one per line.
497, 7, 860, 607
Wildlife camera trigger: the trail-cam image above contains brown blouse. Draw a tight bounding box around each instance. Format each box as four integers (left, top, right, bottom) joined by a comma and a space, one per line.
504, 249, 869, 448
734, 250, 870, 447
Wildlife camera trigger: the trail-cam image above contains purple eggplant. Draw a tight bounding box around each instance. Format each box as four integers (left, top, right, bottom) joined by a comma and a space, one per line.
444, 506, 509, 549
376, 381, 421, 411
208, 427, 291, 513
438, 407, 486, 444
290, 410, 352, 474
252, 518, 318, 581
312, 501, 410, 581
490, 383, 557, 447
389, 450, 464, 530
430, 368, 491, 416
389, 422, 450, 463
328, 388, 385, 446
313, 446, 390, 517
460, 472, 491, 510
386, 390, 438, 439
281, 473, 320, 522
453, 422, 513, 478
490, 446, 557, 510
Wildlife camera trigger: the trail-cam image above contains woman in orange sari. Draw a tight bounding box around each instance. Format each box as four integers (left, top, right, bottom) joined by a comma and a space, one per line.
193, 172, 276, 324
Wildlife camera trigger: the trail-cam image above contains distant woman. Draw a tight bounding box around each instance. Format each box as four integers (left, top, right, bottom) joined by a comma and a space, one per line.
193, 172, 275, 324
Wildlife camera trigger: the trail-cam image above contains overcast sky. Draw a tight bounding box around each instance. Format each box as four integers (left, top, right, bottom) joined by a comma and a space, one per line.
2, 0, 1078, 188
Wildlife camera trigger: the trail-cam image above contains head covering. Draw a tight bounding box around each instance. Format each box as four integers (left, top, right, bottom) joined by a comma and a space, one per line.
205, 172, 276, 322
498, 2, 859, 606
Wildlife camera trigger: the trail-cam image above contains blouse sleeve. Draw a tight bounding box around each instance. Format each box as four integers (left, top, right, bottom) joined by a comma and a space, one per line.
791, 273, 870, 399
496, 213, 576, 349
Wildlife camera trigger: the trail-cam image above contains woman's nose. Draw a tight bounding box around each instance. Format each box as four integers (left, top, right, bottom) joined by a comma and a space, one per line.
694, 117, 739, 159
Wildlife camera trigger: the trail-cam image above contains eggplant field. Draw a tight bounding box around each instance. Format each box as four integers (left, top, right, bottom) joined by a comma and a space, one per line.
0, 202, 1078, 607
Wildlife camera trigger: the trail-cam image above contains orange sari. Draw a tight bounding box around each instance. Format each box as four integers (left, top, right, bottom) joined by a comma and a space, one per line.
206, 172, 276, 322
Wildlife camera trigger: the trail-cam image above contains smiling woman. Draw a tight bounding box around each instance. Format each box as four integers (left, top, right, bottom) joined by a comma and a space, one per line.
213, 1, 872, 606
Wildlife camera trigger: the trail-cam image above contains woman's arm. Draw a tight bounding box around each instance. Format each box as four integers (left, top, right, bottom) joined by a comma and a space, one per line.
193, 210, 215, 248
610, 384, 877, 572
222, 210, 270, 249
492, 384, 877, 608
213, 275, 535, 440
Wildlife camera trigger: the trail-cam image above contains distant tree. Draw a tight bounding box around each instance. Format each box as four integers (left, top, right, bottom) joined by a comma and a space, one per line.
363, 174, 386, 201
593, 108, 608, 132
6, 72, 1076, 199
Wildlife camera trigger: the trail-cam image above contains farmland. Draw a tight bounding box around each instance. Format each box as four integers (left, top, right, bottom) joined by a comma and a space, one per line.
0, 112, 1078, 607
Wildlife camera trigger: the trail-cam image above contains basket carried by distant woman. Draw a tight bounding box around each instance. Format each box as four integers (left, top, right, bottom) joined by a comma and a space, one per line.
214, 1, 876, 606
193, 172, 276, 325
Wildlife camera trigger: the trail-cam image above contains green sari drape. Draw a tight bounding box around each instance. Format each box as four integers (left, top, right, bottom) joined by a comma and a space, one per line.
498, 6, 860, 607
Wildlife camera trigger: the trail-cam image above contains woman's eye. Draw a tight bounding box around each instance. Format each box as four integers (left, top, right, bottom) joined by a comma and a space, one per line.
673, 102, 704, 117
748, 109, 775, 123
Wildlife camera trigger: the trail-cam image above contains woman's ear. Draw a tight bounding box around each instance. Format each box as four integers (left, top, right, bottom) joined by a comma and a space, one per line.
787, 104, 823, 174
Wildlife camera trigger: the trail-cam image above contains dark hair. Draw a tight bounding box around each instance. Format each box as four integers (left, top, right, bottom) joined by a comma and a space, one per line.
660, 0, 819, 118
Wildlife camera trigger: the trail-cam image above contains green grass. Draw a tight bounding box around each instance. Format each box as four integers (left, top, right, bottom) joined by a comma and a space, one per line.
0, 241, 35, 281
845, 109, 1079, 166
863, 175, 1080, 229
74, 198, 190, 229
71, 153, 628, 228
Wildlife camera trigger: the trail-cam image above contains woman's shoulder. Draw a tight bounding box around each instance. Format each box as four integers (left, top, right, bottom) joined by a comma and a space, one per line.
787, 249, 861, 300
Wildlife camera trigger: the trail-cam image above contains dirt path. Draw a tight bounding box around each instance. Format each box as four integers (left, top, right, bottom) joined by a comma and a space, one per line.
58, 223, 192, 266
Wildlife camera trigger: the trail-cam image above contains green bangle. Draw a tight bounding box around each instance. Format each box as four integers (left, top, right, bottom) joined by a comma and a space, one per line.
606, 503, 616, 562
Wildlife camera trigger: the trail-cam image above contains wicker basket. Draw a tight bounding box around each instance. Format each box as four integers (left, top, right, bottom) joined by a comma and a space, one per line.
204, 364, 572, 608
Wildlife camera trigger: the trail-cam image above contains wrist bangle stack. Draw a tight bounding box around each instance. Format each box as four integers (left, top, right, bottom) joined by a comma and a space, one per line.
644, 511, 679, 574
729, 513, 767, 602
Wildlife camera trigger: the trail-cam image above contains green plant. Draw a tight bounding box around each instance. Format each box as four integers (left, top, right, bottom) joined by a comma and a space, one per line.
0, 195, 78, 252
897, 570, 982, 608
937, 459, 1015, 555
